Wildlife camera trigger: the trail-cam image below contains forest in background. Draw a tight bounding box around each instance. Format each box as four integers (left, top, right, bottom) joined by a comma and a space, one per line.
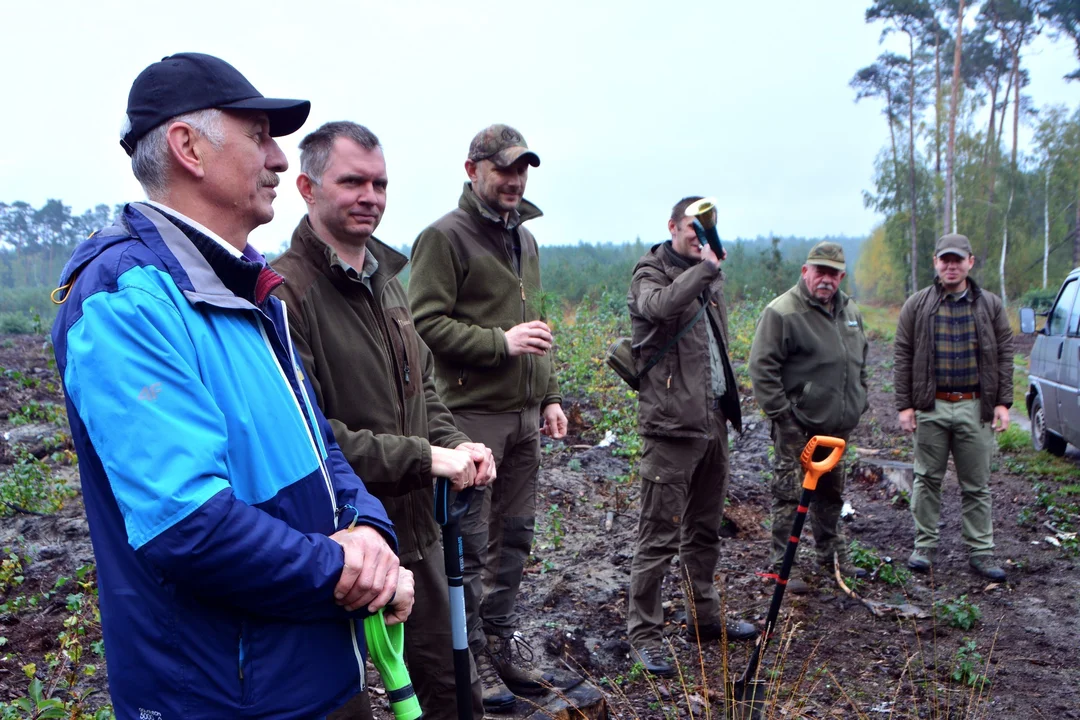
0, 197, 865, 333
852, 0, 1080, 306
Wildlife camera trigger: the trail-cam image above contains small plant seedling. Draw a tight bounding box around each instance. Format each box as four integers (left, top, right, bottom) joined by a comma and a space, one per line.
951, 639, 991, 689
935, 595, 982, 630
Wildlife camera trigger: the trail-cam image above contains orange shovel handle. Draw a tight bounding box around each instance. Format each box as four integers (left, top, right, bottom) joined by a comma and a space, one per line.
799, 435, 846, 491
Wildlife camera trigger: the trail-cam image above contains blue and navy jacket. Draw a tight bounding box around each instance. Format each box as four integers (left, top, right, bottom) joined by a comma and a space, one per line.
51, 203, 397, 719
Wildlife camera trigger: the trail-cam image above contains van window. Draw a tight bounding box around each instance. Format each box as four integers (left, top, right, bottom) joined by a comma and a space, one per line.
1071, 284, 1080, 336
1049, 279, 1079, 336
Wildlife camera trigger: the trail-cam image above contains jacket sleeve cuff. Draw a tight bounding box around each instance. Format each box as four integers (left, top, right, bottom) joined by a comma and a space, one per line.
494, 327, 509, 364
541, 396, 563, 410
419, 438, 433, 479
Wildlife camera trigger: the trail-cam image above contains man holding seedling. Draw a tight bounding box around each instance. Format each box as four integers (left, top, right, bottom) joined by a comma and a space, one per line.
410, 124, 566, 710
895, 233, 1012, 582
272, 120, 494, 720
624, 197, 756, 679
51, 54, 413, 719
750, 242, 870, 594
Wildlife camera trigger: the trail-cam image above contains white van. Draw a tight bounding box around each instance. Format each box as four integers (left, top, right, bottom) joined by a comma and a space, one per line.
1021, 268, 1080, 455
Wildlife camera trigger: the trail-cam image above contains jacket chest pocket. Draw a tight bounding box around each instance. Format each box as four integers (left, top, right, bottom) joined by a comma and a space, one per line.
387, 308, 422, 399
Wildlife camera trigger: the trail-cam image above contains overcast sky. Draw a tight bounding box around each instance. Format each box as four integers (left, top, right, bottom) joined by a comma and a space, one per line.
1, 1, 1076, 252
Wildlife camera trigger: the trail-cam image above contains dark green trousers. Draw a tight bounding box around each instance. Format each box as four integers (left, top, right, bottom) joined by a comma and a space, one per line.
627, 411, 730, 647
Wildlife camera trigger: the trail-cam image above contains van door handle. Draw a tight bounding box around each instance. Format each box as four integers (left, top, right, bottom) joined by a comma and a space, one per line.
1059, 343, 1064, 359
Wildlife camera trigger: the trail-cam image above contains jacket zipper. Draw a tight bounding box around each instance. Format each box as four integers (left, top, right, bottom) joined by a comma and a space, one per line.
500, 227, 533, 409
265, 306, 367, 687
257, 312, 338, 521
832, 306, 848, 425
393, 318, 411, 386
367, 289, 407, 435
276, 304, 369, 686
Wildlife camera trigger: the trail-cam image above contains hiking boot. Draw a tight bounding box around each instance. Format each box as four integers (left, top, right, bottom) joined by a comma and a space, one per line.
692, 619, 758, 642
786, 576, 812, 594
907, 547, 937, 573
631, 645, 675, 677
475, 646, 516, 712
488, 633, 553, 696
969, 555, 1006, 581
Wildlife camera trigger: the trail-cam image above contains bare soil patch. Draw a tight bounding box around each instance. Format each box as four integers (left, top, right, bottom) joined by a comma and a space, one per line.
2, 333, 1078, 719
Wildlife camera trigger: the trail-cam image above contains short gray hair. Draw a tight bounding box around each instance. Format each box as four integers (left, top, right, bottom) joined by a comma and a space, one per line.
130, 108, 226, 199
299, 121, 381, 185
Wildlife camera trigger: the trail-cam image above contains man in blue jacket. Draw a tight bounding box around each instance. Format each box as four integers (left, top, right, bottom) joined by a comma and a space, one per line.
51, 52, 412, 719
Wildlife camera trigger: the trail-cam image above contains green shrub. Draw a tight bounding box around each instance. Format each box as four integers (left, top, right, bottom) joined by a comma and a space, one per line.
0, 312, 33, 334
9, 401, 66, 427
996, 425, 1029, 453
1018, 286, 1058, 314
935, 594, 982, 630
848, 539, 911, 586
950, 639, 991, 689
0, 447, 77, 517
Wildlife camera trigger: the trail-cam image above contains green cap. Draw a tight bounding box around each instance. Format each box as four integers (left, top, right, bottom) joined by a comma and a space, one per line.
935, 233, 973, 258
806, 241, 846, 271
468, 124, 540, 168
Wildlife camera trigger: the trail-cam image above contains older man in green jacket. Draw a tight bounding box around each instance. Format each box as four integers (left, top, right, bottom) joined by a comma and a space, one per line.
749, 242, 869, 593
272, 121, 495, 720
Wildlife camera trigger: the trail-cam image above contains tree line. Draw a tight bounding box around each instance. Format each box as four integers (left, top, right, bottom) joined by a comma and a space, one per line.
0, 198, 866, 332
852, 0, 1080, 305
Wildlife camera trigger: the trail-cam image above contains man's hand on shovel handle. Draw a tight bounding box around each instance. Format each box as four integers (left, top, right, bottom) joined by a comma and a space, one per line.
330, 525, 400, 613
384, 568, 415, 626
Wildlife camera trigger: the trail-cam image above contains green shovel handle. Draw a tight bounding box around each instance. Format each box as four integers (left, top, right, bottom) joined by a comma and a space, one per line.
364, 609, 422, 720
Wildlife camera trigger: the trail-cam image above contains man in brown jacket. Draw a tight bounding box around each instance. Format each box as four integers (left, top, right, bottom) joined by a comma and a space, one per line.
625, 197, 756, 679
894, 233, 1012, 581
272, 121, 496, 720
409, 125, 566, 710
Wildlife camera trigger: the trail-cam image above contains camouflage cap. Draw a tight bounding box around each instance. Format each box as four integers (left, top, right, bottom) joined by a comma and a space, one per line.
935, 233, 973, 258
806, 241, 846, 271
467, 124, 540, 169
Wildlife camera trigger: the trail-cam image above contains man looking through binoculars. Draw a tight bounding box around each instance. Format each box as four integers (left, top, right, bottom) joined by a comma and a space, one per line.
624, 197, 757, 678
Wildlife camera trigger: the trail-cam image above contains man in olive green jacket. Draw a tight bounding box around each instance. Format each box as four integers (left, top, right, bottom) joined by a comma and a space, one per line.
272, 122, 495, 720
749, 242, 869, 591
409, 125, 565, 709
625, 197, 755, 679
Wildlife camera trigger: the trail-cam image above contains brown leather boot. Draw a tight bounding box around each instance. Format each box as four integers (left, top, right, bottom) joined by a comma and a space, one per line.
475, 644, 515, 712
488, 633, 554, 696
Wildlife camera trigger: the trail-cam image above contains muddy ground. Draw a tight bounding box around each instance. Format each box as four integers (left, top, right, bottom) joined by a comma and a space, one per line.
1, 333, 1078, 719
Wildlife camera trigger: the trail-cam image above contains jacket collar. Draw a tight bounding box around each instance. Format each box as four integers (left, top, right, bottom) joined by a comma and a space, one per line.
458, 182, 543, 229
932, 275, 982, 300
293, 215, 409, 285
58, 202, 281, 311
639, 240, 722, 283
662, 241, 694, 270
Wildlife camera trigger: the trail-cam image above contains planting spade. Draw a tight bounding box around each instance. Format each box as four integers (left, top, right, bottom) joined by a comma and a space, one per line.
730, 435, 846, 720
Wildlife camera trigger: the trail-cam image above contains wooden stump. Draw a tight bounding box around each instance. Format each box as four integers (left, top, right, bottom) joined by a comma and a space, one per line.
522, 680, 608, 720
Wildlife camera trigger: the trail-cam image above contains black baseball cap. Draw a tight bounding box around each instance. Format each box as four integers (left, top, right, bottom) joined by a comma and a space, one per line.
120, 52, 311, 156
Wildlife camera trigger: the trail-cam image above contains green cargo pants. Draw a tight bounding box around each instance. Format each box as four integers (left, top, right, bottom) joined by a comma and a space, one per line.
452, 406, 541, 655
768, 418, 848, 570
627, 411, 730, 647
911, 398, 995, 555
